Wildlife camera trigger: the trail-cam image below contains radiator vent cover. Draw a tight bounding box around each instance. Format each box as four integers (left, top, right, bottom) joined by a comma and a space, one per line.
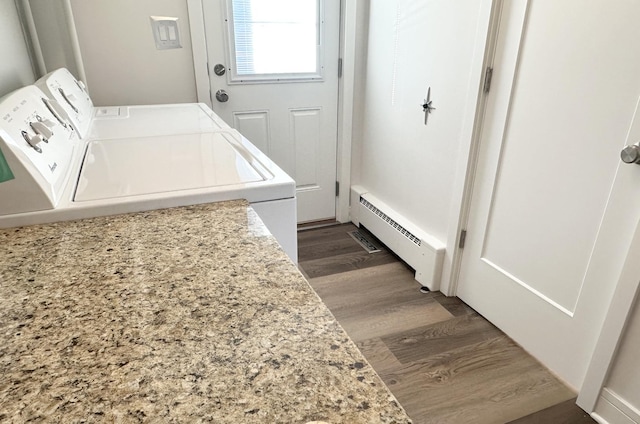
360, 197, 422, 246
351, 186, 445, 290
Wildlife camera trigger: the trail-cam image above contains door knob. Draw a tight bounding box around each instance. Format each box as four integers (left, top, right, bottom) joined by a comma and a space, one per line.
215, 90, 229, 103
621, 143, 640, 164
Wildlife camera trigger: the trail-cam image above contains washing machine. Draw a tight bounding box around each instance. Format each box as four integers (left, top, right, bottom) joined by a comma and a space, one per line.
0, 83, 298, 262
35, 68, 229, 140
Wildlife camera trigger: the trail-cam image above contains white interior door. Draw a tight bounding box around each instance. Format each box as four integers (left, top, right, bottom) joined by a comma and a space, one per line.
203, 0, 340, 223
457, 0, 640, 389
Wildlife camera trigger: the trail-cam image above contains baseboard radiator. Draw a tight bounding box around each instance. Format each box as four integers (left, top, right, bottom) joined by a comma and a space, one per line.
350, 185, 445, 291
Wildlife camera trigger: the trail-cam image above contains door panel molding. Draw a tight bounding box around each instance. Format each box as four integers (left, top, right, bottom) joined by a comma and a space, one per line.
290, 107, 322, 188
233, 110, 271, 154
481, 258, 575, 316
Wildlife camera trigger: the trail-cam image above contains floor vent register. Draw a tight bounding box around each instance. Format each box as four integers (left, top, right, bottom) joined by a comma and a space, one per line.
348, 230, 381, 254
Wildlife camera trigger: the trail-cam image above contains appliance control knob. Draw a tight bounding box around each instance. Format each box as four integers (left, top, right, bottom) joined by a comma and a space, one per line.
76, 80, 86, 91
21, 130, 44, 153
42, 98, 71, 129
58, 88, 78, 113
30, 121, 53, 141
37, 115, 56, 129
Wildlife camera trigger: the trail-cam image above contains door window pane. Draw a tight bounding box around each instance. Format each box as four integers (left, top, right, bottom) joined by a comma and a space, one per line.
229, 0, 320, 79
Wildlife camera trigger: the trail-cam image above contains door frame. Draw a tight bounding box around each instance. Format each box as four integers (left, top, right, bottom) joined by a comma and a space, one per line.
187, 0, 212, 109
577, 215, 640, 413
439, 0, 503, 295
186, 0, 354, 223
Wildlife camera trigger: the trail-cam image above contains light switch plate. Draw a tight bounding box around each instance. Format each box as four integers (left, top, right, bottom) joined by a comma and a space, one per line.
150, 16, 182, 50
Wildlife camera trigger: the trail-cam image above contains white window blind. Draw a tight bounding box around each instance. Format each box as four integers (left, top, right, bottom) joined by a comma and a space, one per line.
230, 0, 320, 78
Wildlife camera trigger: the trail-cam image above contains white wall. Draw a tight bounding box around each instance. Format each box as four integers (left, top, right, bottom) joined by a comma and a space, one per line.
0, 0, 35, 98
351, 0, 488, 263
69, 0, 197, 106
28, 0, 79, 79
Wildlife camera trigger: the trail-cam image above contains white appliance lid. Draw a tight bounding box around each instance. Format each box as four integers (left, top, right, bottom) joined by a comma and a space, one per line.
89, 104, 226, 140
74, 131, 266, 202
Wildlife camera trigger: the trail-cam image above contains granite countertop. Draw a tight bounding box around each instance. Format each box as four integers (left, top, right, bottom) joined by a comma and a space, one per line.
0, 200, 411, 423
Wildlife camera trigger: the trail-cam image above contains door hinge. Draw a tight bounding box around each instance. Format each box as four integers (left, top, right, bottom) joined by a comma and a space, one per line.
483, 67, 493, 93
206, 62, 210, 77
458, 229, 467, 249
335, 181, 340, 196
338, 58, 343, 78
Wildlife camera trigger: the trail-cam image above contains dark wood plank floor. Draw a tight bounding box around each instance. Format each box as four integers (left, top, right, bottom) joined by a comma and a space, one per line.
298, 223, 596, 424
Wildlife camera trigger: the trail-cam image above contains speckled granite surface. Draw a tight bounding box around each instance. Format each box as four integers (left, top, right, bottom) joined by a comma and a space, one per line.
0, 200, 411, 423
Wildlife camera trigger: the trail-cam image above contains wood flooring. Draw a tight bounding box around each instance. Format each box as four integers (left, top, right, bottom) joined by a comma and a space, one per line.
298, 223, 597, 424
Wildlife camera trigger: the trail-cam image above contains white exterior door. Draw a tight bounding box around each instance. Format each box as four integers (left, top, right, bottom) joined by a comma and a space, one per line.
457, 0, 640, 389
202, 0, 340, 223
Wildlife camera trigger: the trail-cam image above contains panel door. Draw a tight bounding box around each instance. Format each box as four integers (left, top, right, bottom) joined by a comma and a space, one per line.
203, 0, 340, 223
457, 0, 640, 388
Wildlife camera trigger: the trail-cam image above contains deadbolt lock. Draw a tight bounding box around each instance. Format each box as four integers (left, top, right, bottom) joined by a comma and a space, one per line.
213, 64, 226, 76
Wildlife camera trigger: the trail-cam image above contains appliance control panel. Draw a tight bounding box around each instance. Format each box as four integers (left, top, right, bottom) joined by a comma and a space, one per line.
36, 68, 93, 139
0, 86, 79, 215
